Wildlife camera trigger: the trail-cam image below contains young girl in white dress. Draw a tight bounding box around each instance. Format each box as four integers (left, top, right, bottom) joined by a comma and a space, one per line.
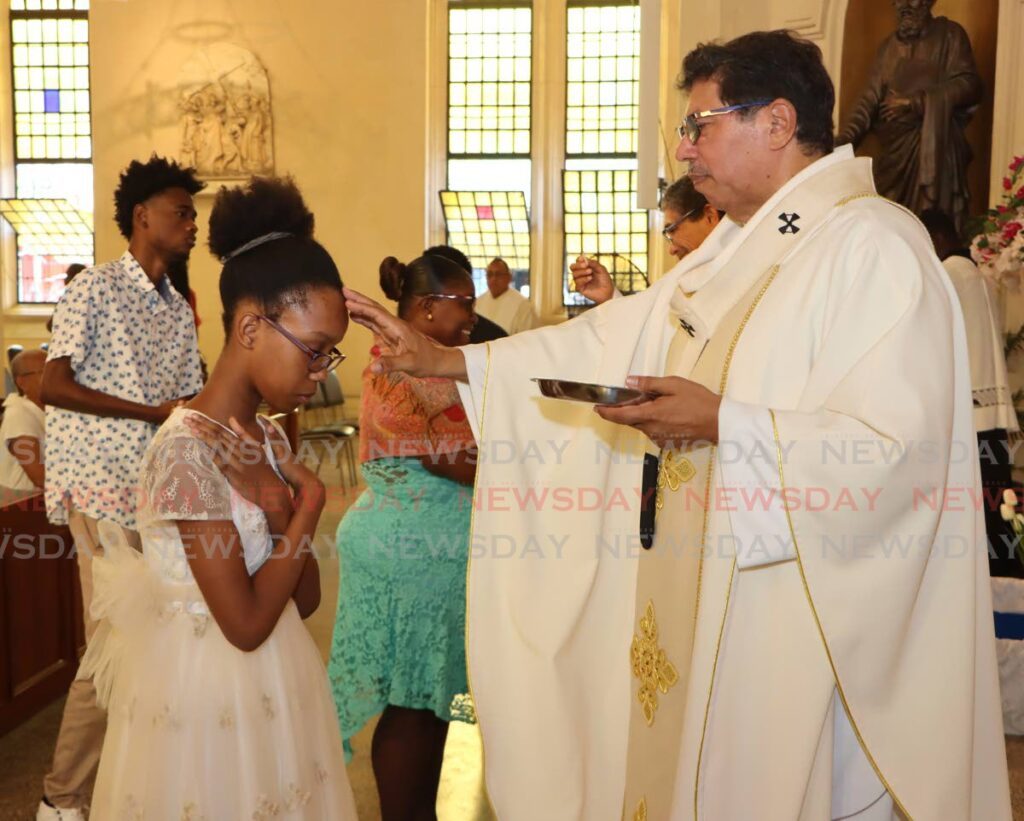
81, 177, 357, 819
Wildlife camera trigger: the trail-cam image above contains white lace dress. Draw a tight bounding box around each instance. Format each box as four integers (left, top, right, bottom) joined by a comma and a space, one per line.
81, 409, 356, 820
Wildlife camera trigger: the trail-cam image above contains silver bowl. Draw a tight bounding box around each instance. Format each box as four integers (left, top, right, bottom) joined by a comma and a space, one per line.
531, 378, 654, 406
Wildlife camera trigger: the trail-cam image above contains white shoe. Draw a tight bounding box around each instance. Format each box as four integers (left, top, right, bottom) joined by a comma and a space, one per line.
36, 800, 86, 820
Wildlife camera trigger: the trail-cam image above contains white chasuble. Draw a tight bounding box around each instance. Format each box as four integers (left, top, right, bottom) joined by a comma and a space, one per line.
456, 146, 1011, 820
622, 271, 779, 820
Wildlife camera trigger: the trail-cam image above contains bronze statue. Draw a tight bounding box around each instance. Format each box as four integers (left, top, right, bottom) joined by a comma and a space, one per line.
838, 0, 982, 231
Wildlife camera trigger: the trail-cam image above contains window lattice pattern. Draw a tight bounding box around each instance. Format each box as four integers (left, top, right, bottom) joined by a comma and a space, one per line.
440, 190, 530, 271
8, 0, 94, 303
0, 198, 93, 257
0, 198, 94, 302
10, 1, 89, 9
565, 3, 640, 157
448, 4, 532, 157
563, 169, 647, 301
10, 5, 91, 160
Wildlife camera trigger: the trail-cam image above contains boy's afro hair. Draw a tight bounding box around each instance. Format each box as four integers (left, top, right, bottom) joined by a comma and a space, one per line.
113, 154, 204, 240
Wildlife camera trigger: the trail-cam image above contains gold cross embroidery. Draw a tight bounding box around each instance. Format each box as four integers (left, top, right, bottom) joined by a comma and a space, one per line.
630, 600, 679, 727
656, 450, 696, 510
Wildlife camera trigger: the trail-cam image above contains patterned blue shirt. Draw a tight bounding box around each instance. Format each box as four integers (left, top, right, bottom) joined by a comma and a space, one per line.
45, 251, 204, 529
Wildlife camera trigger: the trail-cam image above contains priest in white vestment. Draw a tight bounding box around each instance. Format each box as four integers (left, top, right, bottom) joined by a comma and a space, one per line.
475, 257, 539, 334
344, 30, 1010, 821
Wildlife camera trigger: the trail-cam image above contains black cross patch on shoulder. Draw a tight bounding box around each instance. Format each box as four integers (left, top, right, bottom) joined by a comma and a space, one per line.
778, 212, 800, 234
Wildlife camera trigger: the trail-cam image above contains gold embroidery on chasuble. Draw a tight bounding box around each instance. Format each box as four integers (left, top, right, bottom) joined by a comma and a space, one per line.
623, 271, 774, 819
623, 311, 714, 819
656, 449, 697, 510
631, 600, 681, 726
632, 797, 648, 821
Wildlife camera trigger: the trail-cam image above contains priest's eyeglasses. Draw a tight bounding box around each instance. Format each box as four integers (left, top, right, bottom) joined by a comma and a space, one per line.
676, 100, 772, 144
257, 315, 346, 373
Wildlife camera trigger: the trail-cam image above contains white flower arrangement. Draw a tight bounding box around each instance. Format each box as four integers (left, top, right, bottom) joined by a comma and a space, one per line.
1000, 488, 1024, 563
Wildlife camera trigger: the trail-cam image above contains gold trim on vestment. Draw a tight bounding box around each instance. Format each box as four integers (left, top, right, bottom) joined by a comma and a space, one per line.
463, 342, 497, 818
632, 797, 648, 820
631, 600, 681, 726
769, 409, 910, 819
691, 264, 780, 817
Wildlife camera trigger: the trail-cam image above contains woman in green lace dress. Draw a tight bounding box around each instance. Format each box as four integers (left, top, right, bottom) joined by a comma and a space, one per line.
328, 254, 478, 819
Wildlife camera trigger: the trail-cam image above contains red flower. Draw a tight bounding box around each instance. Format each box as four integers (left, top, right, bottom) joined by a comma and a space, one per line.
1004, 222, 1023, 241
998, 205, 1010, 214
1012, 156, 1024, 173
1005, 177, 1014, 191
1016, 187, 1024, 201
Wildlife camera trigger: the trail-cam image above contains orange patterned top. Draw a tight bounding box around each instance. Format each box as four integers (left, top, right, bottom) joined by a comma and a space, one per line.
357, 353, 475, 464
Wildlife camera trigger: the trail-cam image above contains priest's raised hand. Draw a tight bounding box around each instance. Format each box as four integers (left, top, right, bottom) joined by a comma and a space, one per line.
594, 374, 722, 446
342, 286, 468, 380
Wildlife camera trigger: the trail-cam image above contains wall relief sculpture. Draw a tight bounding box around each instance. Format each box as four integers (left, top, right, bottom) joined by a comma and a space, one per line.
178, 43, 273, 179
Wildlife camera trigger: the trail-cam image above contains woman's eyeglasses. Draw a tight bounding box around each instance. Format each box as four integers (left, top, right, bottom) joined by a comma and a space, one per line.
676, 100, 771, 144
257, 315, 345, 373
424, 293, 476, 311
661, 207, 699, 240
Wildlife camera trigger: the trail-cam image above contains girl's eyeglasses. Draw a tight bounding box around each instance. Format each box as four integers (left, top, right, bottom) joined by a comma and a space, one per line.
257, 315, 345, 373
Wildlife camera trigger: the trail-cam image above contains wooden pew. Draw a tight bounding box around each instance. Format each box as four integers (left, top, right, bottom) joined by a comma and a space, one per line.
0, 489, 83, 737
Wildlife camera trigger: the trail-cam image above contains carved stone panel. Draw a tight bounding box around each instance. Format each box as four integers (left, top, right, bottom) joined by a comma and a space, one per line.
177, 43, 274, 179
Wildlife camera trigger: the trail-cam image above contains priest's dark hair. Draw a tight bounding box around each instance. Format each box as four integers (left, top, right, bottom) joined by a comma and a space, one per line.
113, 154, 205, 240
208, 176, 343, 336
680, 29, 835, 157
380, 254, 474, 319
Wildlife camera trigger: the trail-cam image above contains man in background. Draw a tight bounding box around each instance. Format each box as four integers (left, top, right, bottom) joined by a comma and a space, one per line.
0, 348, 47, 491
475, 256, 538, 334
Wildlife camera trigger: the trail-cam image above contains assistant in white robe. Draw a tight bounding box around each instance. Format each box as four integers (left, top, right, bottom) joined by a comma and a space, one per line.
942, 253, 1017, 434
455, 146, 1010, 820
475, 287, 539, 335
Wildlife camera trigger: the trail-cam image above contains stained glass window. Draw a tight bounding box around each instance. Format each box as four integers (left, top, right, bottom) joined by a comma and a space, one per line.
0, 199, 93, 302
563, 3, 647, 306
448, 2, 532, 158
565, 3, 640, 158
446, 2, 533, 296
6, 0, 93, 303
440, 190, 530, 272
563, 168, 647, 301
0, 199, 93, 255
